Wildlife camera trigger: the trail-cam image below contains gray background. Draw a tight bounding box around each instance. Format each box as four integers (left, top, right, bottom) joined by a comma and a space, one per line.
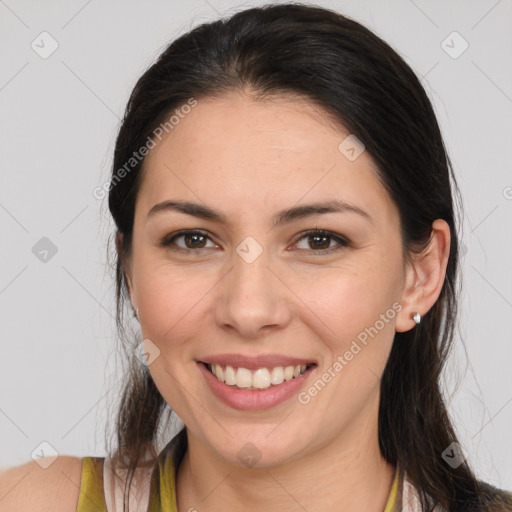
1, 0, 511, 490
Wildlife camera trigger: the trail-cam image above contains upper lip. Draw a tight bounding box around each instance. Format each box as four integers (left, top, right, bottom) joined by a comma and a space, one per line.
199, 353, 317, 370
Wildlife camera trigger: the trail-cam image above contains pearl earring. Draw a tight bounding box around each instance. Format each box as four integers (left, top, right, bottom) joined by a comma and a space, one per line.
412, 312, 421, 324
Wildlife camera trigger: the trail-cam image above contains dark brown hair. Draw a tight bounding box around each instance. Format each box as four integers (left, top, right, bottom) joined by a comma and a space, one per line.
105, 3, 511, 511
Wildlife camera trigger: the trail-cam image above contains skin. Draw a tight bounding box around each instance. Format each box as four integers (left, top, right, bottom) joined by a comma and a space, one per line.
124, 90, 450, 512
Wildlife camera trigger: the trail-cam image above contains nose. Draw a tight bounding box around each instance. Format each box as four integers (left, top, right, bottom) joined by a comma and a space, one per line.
214, 245, 293, 339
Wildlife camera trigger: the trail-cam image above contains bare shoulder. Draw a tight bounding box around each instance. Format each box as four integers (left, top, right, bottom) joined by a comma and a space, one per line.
0, 455, 83, 512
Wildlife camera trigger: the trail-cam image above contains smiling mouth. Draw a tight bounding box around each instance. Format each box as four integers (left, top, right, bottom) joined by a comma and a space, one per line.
202, 362, 316, 391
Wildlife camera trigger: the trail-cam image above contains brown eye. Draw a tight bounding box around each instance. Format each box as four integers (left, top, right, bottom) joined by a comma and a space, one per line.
293, 230, 349, 254
160, 229, 349, 256
160, 230, 216, 253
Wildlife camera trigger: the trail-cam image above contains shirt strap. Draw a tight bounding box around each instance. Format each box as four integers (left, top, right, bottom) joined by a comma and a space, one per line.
103, 457, 153, 512
77, 457, 108, 512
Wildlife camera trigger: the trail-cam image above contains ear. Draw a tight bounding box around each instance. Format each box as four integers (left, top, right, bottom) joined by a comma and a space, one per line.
395, 219, 451, 333
116, 231, 137, 310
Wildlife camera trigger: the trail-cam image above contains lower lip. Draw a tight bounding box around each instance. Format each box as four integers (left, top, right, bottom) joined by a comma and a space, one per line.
197, 362, 316, 411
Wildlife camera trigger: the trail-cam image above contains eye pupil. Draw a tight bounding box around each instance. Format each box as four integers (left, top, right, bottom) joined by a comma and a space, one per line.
186, 233, 206, 248
163, 229, 346, 255
310, 234, 330, 250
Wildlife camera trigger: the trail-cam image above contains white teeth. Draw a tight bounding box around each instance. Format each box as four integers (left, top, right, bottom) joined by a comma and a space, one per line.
253, 368, 271, 389
235, 368, 252, 388
214, 364, 224, 382
224, 365, 236, 385
207, 363, 310, 390
270, 366, 284, 385
284, 366, 294, 380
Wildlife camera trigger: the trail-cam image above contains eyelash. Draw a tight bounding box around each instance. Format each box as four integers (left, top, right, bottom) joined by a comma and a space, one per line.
159, 229, 350, 255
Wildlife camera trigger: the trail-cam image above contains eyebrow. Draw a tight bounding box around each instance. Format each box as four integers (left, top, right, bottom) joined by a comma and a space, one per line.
146, 199, 373, 226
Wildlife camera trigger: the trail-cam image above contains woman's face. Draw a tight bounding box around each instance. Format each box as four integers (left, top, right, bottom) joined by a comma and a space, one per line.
127, 92, 410, 466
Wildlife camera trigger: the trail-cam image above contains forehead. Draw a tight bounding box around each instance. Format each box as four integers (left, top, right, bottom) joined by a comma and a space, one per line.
136, 92, 396, 226
146, 91, 351, 164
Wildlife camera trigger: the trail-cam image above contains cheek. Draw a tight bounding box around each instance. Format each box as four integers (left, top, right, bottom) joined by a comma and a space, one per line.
136, 266, 210, 350
135, 268, 210, 411
134, 231, 403, 350
299, 262, 398, 333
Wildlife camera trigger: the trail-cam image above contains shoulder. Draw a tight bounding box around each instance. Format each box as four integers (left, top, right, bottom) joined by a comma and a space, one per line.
0, 455, 83, 512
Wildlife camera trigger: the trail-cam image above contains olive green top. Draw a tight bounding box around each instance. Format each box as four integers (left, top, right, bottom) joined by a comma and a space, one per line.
77, 429, 512, 511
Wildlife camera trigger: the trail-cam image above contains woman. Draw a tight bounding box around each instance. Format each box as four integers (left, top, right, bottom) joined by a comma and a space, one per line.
1, 3, 510, 511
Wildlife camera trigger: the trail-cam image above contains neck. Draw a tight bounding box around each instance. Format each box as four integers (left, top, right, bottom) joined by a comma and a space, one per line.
176, 397, 395, 511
